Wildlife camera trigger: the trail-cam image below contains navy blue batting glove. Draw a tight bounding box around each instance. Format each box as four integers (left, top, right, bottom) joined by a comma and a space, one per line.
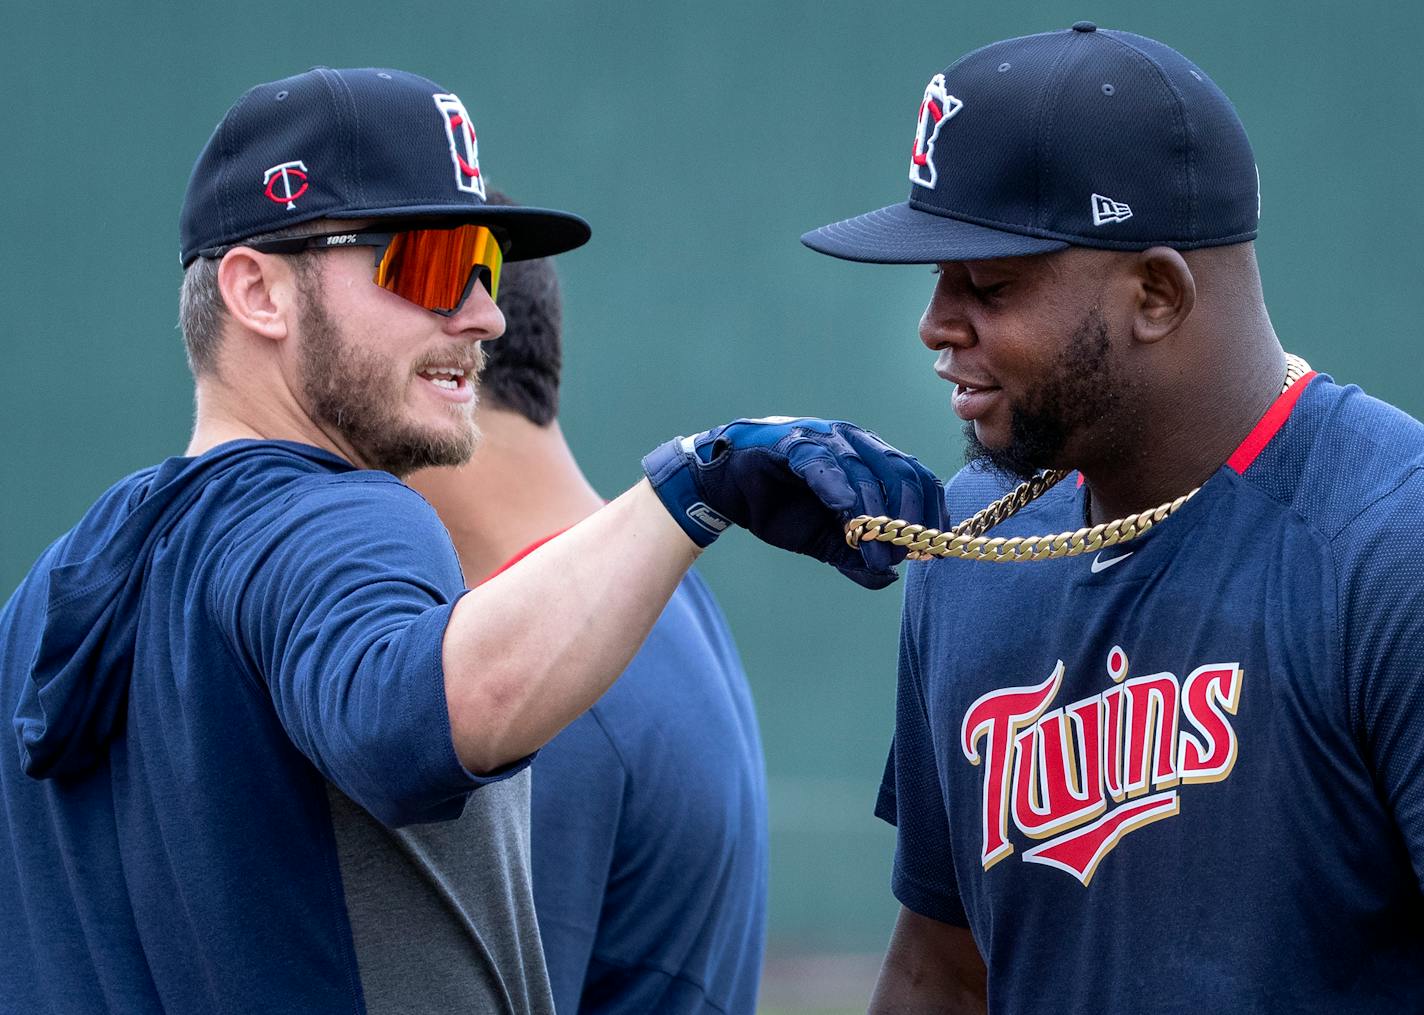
642, 417, 946, 590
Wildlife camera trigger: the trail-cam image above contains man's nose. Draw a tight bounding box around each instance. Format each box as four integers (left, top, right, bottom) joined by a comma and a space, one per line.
918, 282, 974, 352
446, 280, 505, 342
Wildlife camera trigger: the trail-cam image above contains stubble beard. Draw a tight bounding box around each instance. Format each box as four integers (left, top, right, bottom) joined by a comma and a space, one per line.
963, 306, 1135, 483
297, 269, 482, 478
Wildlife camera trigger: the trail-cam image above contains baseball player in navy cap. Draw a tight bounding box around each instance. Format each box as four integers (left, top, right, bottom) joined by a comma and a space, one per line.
0, 67, 942, 1013
803, 24, 1424, 1013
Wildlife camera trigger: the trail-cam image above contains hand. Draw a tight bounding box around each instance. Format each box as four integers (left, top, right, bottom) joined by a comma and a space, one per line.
642, 417, 946, 589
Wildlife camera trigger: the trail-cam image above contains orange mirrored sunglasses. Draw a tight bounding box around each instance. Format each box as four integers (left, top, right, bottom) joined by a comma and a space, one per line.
206, 223, 505, 315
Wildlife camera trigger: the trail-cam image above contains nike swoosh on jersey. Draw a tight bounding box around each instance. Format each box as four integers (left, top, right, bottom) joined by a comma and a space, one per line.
1091, 551, 1133, 573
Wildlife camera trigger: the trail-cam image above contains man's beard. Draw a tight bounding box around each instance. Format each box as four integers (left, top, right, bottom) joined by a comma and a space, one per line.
297, 272, 482, 477
964, 306, 1128, 482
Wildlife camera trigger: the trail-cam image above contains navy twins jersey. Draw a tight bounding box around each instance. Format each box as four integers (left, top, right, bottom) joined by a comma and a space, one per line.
877, 373, 1424, 1014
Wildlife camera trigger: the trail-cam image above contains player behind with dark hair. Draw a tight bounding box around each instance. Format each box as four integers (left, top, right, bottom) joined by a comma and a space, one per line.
409, 189, 768, 1015
466, 191, 563, 427
799, 23, 1424, 1014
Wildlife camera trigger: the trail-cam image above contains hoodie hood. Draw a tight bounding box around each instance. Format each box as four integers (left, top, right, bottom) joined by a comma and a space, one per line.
12, 441, 354, 779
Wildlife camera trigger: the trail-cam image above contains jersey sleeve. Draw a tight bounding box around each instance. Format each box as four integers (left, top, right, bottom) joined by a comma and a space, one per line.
875, 590, 969, 926
1339, 468, 1424, 893
211, 475, 524, 828
529, 709, 625, 1012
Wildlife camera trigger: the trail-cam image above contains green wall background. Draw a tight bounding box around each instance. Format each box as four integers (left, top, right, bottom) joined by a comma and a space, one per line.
4, 0, 1421, 965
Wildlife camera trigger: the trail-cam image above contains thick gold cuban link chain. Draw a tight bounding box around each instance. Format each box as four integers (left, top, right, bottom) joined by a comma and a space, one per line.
845, 354, 1311, 564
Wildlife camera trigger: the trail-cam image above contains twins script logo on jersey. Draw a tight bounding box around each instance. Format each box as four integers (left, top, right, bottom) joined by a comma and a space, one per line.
263, 161, 309, 210
909, 74, 963, 189
961, 646, 1242, 885
433, 93, 486, 198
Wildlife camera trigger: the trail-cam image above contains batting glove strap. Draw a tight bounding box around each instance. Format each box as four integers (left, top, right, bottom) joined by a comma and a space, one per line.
641, 436, 733, 548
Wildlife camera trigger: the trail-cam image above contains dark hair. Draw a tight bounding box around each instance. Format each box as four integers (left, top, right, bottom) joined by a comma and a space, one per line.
481, 189, 562, 425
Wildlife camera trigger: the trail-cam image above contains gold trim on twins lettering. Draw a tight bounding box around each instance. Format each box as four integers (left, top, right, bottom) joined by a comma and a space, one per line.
1177, 664, 1244, 785
1102, 685, 1126, 803
1122, 673, 1183, 798
1010, 695, 1109, 841
962, 662, 1064, 871
1022, 791, 1181, 888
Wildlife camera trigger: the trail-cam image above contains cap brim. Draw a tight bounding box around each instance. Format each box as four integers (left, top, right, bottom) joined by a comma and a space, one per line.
801, 201, 1068, 264
329, 203, 591, 261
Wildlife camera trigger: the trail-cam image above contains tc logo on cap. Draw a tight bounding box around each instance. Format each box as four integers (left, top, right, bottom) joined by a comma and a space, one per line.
910, 73, 963, 190
263, 161, 310, 210
433, 92, 486, 199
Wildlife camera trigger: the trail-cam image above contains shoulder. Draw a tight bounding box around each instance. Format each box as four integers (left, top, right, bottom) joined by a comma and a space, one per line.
33, 463, 165, 572
1249, 376, 1424, 540
1267, 382, 1424, 639
611, 570, 745, 694
655, 569, 737, 647
232, 454, 449, 544
212, 444, 463, 593
587, 570, 757, 768
269, 471, 444, 527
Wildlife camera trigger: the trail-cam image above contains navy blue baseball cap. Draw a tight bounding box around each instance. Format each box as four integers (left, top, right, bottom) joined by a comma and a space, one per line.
802, 24, 1259, 263
179, 67, 591, 266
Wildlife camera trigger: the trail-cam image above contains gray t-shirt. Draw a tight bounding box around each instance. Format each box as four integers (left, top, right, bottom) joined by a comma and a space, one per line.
327, 769, 554, 1014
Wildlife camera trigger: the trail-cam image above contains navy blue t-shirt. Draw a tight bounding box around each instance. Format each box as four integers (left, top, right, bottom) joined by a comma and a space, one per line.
0, 441, 525, 1013
878, 374, 1424, 1013
508, 547, 767, 1014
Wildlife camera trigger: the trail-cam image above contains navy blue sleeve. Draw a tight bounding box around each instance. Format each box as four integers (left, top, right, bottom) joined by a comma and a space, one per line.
211, 474, 520, 828
1339, 468, 1424, 892
530, 710, 625, 1012
875, 583, 968, 926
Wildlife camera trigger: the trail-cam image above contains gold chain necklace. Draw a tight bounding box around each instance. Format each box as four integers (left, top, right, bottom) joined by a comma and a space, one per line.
845, 354, 1311, 564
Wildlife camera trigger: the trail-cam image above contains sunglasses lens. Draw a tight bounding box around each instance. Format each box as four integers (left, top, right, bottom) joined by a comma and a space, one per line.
373, 224, 504, 313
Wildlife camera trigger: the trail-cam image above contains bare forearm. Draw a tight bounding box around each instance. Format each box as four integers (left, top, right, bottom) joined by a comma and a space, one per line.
441, 479, 700, 772
869, 908, 987, 1015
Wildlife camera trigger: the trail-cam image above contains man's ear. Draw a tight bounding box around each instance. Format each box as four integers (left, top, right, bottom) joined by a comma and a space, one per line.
1131, 246, 1196, 345
216, 248, 300, 343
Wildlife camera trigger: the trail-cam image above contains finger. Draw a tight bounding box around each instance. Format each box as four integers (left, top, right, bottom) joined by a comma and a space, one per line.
786, 440, 858, 515
852, 477, 898, 573
828, 452, 903, 573
838, 425, 945, 528
896, 474, 924, 534
794, 431, 904, 573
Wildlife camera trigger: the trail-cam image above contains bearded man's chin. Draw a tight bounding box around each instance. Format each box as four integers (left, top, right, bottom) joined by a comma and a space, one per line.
962, 422, 1052, 484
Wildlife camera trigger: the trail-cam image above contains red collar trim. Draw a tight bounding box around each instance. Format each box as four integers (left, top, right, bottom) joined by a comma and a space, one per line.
1226, 370, 1317, 475
1071, 369, 1317, 486
478, 527, 572, 586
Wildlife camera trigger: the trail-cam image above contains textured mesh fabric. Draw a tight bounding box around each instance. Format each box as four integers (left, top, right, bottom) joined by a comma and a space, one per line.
876, 375, 1424, 1013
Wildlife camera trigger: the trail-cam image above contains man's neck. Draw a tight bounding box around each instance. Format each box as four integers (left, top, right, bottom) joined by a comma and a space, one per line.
407, 409, 606, 584
186, 370, 367, 468
1080, 337, 1287, 524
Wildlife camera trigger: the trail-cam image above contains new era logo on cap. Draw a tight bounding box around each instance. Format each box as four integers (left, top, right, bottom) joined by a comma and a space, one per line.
1091, 193, 1133, 225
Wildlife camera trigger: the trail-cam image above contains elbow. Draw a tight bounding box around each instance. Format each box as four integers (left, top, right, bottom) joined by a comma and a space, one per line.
445, 666, 528, 775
